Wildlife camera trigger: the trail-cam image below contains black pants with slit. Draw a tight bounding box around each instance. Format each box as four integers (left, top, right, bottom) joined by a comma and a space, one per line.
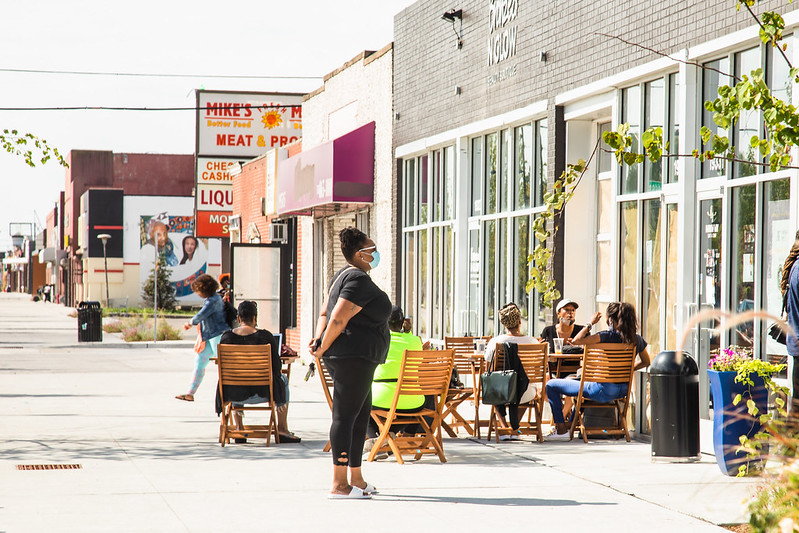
325, 356, 378, 468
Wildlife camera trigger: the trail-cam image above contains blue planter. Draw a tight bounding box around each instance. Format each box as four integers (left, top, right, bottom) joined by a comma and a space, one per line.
707, 369, 768, 476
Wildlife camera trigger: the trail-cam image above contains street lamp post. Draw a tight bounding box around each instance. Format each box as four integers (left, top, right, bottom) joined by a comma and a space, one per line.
97, 234, 111, 307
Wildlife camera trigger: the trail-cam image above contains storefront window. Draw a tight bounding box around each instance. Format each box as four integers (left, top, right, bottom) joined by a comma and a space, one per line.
620, 201, 639, 305
432, 226, 441, 339
467, 227, 480, 335
404, 231, 416, 331
665, 204, 679, 351
596, 240, 612, 298
769, 37, 793, 104
419, 228, 428, 337
420, 155, 429, 224
444, 225, 454, 335
731, 185, 757, 347
644, 78, 664, 192
404, 158, 416, 226
484, 220, 496, 337
500, 129, 511, 212
512, 216, 530, 325
643, 199, 662, 355
486, 133, 498, 215
667, 73, 680, 183
515, 124, 532, 210
536, 119, 548, 207
444, 146, 455, 220
432, 151, 442, 222
701, 58, 730, 179
621, 86, 641, 194
471, 138, 484, 216
498, 218, 508, 307
598, 122, 613, 175
764, 179, 790, 377
734, 48, 762, 178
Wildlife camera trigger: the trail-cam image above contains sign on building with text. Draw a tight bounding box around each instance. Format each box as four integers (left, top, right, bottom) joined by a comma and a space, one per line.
194, 90, 303, 238
195, 157, 237, 237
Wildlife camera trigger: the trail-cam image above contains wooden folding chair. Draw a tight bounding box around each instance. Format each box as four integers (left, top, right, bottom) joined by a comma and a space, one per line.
217, 343, 278, 447
568, 343, 637, 442
486, 343, 549, 442
442, 336, 485, 438
314, 356, 334, 452
368, 349, 454, 464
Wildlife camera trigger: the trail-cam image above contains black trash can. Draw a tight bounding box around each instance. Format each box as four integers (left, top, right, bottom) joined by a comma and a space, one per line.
650, 350, 700, 462
77, 301, 103, 342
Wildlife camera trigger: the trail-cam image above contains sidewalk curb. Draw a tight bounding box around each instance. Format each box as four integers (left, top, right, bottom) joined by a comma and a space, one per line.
48, 341, 195, 349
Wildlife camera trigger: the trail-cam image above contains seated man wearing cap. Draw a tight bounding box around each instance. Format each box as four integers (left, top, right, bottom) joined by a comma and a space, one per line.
538, 298, 601, 354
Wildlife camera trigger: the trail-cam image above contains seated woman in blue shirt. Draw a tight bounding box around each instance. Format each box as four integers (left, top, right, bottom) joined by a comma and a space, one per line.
545, 301, 651, 435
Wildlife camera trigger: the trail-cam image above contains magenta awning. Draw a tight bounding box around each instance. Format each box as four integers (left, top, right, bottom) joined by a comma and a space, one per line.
276, 122, 375, 215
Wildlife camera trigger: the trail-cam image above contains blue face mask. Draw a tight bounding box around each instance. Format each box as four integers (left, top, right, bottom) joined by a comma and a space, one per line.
367, 250, 380, 270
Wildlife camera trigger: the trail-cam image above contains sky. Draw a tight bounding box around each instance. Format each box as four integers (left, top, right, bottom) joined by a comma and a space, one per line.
0, 0, 417, 249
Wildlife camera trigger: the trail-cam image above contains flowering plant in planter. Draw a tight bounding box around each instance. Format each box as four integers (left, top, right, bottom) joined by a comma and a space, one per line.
709, 345, 785, 387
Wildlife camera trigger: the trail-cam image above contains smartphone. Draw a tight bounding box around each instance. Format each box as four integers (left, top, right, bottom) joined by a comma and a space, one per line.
313, 338, 322, 350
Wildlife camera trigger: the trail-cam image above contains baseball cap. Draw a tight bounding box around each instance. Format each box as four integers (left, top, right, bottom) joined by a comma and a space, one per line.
556, 298, 579, 313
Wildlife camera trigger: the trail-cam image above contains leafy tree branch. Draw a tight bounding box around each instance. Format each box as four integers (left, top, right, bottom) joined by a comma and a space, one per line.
1, 129, 68, 168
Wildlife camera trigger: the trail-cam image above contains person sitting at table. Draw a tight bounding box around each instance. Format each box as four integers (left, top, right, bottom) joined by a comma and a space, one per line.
538, 298, 601, 354
216, 300, 300, 443
365, 306, 432, 454
545, 301, 651, 435
484, 302, 539, 439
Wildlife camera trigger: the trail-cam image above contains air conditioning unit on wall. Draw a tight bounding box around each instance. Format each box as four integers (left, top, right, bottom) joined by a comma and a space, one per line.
269, 222, 287, 244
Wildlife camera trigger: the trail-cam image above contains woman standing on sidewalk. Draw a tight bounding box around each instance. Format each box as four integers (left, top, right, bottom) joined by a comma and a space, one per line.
175, 274, 230, 402
310, 227, 391, 500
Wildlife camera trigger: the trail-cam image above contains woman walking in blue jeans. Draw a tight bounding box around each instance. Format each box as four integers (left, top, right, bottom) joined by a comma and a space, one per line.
175, 274, 230, 401
546, 302, 651, 435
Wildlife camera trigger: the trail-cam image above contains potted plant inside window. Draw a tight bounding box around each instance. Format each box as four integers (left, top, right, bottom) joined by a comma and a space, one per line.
707, 346, 785, 476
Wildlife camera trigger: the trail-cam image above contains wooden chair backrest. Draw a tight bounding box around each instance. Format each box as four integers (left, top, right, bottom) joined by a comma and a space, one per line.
444, 336, 484, 375
581, 343, 636, 384
217, 344, 273, 388
315, 356, 334, 409
515, 343, 549, 384
396, 349, 454, 397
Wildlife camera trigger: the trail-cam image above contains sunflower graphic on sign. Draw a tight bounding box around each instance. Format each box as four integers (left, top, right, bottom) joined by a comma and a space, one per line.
261, 109, 283, 129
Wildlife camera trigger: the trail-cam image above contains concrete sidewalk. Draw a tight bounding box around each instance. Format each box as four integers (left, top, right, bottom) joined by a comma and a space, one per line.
0, 294, 757, 532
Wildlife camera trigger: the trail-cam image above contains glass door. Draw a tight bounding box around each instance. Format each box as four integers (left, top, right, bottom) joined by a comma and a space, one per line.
696, 197, 723, 418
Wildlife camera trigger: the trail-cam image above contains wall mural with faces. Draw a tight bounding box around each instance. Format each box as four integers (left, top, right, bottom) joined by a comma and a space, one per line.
139, 213, 208, 302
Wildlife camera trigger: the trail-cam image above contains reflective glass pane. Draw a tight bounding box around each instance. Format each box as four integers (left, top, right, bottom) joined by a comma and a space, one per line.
734, 48, 762, 178
643, 199, 662, 355
500, 129, 511, 212
597, 178, 613, 234
499, 218, 508, 307
404, 232, 416, 328
432, 227, 441, 339
405, 159, 416, 226
444, 146, 455, 220
596, 240, 612, 297
598, 122, 613, 174
513, 216, 530, 324
702, 58, 730, 178
667, 73, 680, 183
444, 225, 454, 335
471, 138, 483, 216
764, 179, 790, 377
698, 198, 723, 418
484, 220, 496, 336
620, 201, 639, 306
486, 133, 498, 214
621, 86, 641, 194
644, 78, 664, 192
467, 227, 480, 335
432, 150, 441, 222
769, 37, 793, 105
419, 228, 428, 337
665, 204, 679, 351
420, 155, 429, 223
515, 124, 532, 209
731, 185, 756, 348
536, 119, 548, 206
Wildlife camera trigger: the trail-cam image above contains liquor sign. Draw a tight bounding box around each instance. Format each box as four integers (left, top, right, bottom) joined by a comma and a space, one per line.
195, 91, 303, 238
195, 157, 237, 237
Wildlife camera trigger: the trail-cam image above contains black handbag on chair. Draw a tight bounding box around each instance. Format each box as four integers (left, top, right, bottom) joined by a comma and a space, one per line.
768, 293, 788, 345
480, 345, 518, 405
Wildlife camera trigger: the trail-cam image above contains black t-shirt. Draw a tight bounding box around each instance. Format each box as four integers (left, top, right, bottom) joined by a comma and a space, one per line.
215, 329, 285, 413
324, 267, 392, 364
540, 324, 586, 353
